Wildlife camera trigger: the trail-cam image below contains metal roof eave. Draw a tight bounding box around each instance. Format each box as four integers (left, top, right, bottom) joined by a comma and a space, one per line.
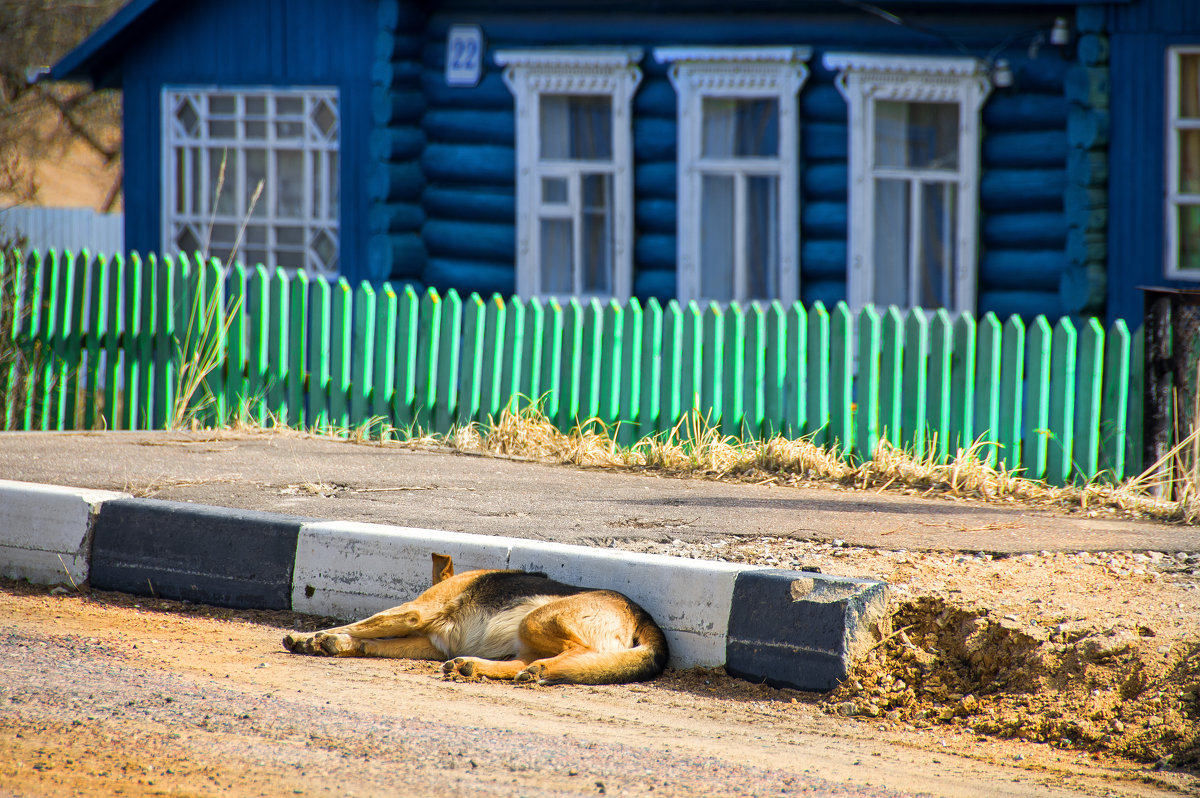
49, 0, 163, 86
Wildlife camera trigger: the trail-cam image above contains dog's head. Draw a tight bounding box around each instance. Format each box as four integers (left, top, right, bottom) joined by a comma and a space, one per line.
431, 553, 455, 585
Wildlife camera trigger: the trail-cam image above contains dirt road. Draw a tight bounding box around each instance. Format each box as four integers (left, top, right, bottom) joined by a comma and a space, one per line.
1, 580, 1195, 798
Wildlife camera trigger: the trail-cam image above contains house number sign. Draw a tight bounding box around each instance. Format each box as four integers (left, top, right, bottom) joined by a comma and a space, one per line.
446, 25, 483, 87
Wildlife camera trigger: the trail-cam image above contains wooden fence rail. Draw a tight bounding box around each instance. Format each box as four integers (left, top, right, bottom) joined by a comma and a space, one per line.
0, 250, 1144, 484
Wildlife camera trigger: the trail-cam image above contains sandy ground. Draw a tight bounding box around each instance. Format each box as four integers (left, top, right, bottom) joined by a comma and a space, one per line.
1, 578, 1197, 798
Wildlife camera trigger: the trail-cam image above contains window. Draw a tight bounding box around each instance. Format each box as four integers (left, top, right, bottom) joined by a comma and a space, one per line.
1168, 46, 1200, 279
496, 49, 642, 299
164, 87, 340, 275
656, 47, 810, 305
824, 53, 991, 312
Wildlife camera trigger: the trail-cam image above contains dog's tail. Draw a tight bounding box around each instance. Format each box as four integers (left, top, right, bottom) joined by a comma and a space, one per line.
544, 610, 670, 686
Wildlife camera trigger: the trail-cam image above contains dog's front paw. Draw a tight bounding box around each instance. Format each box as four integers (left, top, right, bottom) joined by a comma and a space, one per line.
283, 633, 319, 655
514, 663, 546, 684
314, 632, 358, 656
441, 657, 476, 678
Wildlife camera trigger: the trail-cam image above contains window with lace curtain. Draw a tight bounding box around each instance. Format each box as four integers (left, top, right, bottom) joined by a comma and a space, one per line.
163, 87, 340, 275
497, 50, 642, 299
1169, 46, 1200, 279
657, 47, 809, 305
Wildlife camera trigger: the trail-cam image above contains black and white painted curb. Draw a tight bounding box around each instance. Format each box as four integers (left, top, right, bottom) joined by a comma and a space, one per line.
0, 479, 888, 691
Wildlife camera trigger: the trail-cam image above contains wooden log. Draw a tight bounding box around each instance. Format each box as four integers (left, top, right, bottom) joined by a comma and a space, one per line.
803, 122, 847, 161
981, 212, 1067, 250
635, 198, 676, 234
1065, 65, 1109, 109
980, 250, 1066, 291
1078, 34, 1109, 67
368, 162, 425, 202
1058, 262, 1107, 315
633, 269, 675, 301
421, 143, 514, 185
425, 258, 516, 298
369, 202, 425, 234
802, 163, 848, 202
375, 32, 423, 63
369, 126, 426, 162
801, 239, 846, 279
368, 233, 427, 282
378, 0, 424, 33
982, 130, 1067, 169
423, 186, 514, 223
1076, 6, 1105, 33
421, 69, 512, 110
423, 219, 515, 262
1068, 147, 1107, 186
801, 281, 845, 316
1066, 228, 1106, 266
980, 169, 1066, 212
371, 87, 425, 126
982, 94, 1068, 131
800, 83, 848, 123
634, 117, 677, 161
635, 233, 676, 271
635, 162, 676, 199
977, 290, 1062, 325
1068, 106, 1110, 149
371, 60, 423, 90
1013, 54, 1070, 94
801, 201, 847, 239
422, 108, 514, 145
1065, 185, 1107, 216
634, 81, 678, 117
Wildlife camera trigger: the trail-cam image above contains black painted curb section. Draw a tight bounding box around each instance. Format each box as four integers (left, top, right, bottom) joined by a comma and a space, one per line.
725, 569, 889, 691
90, 499, 305, 610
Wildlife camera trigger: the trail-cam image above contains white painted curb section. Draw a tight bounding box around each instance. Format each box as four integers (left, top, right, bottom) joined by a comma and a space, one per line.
293, 520, 752, 669
0, 479, 128, 586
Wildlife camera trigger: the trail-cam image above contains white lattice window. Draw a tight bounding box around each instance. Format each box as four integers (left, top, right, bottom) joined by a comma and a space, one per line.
1168, 46, 1200, 280
497, 49, 642, 300
656, 47, 810, 305
825, 53, 990, 313
164, 87, 340, 275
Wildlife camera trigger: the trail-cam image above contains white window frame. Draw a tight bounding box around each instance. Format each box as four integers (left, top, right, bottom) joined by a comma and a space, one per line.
1167, 45, 1200, 281
656, 46, 810, 305
496, 49, 643, 300
162, 86, 341, 276
824, 53, 991, 313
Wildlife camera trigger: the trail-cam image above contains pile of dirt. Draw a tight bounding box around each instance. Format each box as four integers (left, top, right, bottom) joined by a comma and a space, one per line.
825, 596, 1200, 767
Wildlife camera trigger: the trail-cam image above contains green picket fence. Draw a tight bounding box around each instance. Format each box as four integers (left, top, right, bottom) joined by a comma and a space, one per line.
0, 250, 1145, 485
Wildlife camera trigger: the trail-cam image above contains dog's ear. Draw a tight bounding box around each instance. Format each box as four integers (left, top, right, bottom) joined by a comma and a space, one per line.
431, 553, 454, 584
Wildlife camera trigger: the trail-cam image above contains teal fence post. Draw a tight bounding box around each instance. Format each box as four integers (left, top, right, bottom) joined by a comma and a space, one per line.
1047, 317, 1078, 485
680, 300, 703, 428
949, 311, 977, 456
414, 288, 442, 431
998, 315, 1026, 472
806, 301, 829, 446
856, 304, 881, 462
618, 297, 642, 446
458, 291, 485, 431
1074, 317, 1105, 482
658, 300, 684, 436
103, 253, 123, 430
721, 303, 745, 438
247, 265, 271, 427
117, 253, 140, 430
307, 275, 331, 434
519, 298, 544, 412
878, 306, 903, 449
1023, 316, 1052, 481
742, 303, 766, 440
927, 309, 953, 463
374, 283, 399, 435
1100, 320, 1131, 481
351, 281, 378, 432
784, 301, 807, 440
502, 296, 527, 413
559, 298, 585, 429
267, 268, 290, 426
135, 255, 156, 429
392, 284, 420, 431
479, 294, 507, 424
595, 299, 621, 431
635, 297, 660, 444
435, 289, 462, 434
287, 269, 310, 429
901, 309, 928, 455
329, 277, 353, 432
150, 255, 173, 429
975, 312, 1002, 466
829, 301, 853, 457
701, 302, 724, 430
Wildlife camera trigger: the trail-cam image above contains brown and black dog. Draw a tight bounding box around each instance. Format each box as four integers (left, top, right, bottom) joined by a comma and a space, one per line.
283, 554, 669, 685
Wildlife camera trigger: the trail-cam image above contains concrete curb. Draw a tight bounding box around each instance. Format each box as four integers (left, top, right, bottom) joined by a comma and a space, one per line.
0, 479, 888, 691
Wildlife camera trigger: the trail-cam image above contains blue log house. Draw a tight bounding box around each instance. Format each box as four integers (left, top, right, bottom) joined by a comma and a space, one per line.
49, 0, 1200, 325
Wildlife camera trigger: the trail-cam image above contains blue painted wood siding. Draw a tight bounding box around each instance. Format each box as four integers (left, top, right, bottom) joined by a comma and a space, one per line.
370, 7, 1084, 321
118, 0, 376, 283
1107, 1, 1200, 324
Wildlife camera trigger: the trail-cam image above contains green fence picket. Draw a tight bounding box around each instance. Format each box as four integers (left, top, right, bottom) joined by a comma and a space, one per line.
561, 299, 588, 428
479, 294, 507, 423
741, 303, 765, 440
287, 270, 310, 429
391, 284, 419, 430
762, 301, 786, 438
596, 299, 620, 430
856, 304, 881, 462
538, 298, 562, 423
901, 310, 928, 454
246, 265, 270, 427
635, 297, 660, 443
329, 277, 353, 431
457, 291, 485, 430
658, 300, 684, 435
1074, 318, 1105, 481
829, 301, 853, 456
1128, 325, 1145, 477
501, 296, 526, 414
1100, 320, 1131, 481
1022, 316, 1052, 481
998, 315, 1026, 472
721, 303, 745, 438
103, 253, 123, 430
878, 306, 903, 449
119, 253, 141, 430
519, 298, 543, 411
374, 283, 400, 434
306, 275, 331, 433
350, 281, 377, 430
266, 268, 290, 425
806, 301, 829, 445
412, 288, 441, 431
201, 258, 227, 429
619, 298, 643, 446
435, 289, 463, 433
679, 300, 703, 427
60, 252, 88, 429
701, 302, 724, 429
927, 310, 953, 462
975, 312, 1002, 466
1047, 317, 1078, 485
135, 255, 156, 429
784, 302, 807, 439
949, 312, 977, 456
150, 255, 174, 429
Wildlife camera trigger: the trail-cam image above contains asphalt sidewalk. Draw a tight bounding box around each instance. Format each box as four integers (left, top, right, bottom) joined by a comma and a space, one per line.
1, 429, 1196, 554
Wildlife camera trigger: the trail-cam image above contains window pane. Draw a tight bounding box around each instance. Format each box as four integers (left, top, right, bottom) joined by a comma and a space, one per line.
700, 174, 735, 301
539, 95, 612, 161
1180, 205, 1200, 272
1181, 53, 1200, 119
246, 149, 267, 217
581, 173, 612, 294
916, 182, 957, 309
540, 218, 574, 294
245, 95, 267, 116
875, 101, 958, 170
277, 150, 304, 218
209, 149, 236, 216
542, 176, 568, 205
745, 175, 779, 299
872, 178, 910, 308
702, 98, 779, 158
1182, 130, 1200, 194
